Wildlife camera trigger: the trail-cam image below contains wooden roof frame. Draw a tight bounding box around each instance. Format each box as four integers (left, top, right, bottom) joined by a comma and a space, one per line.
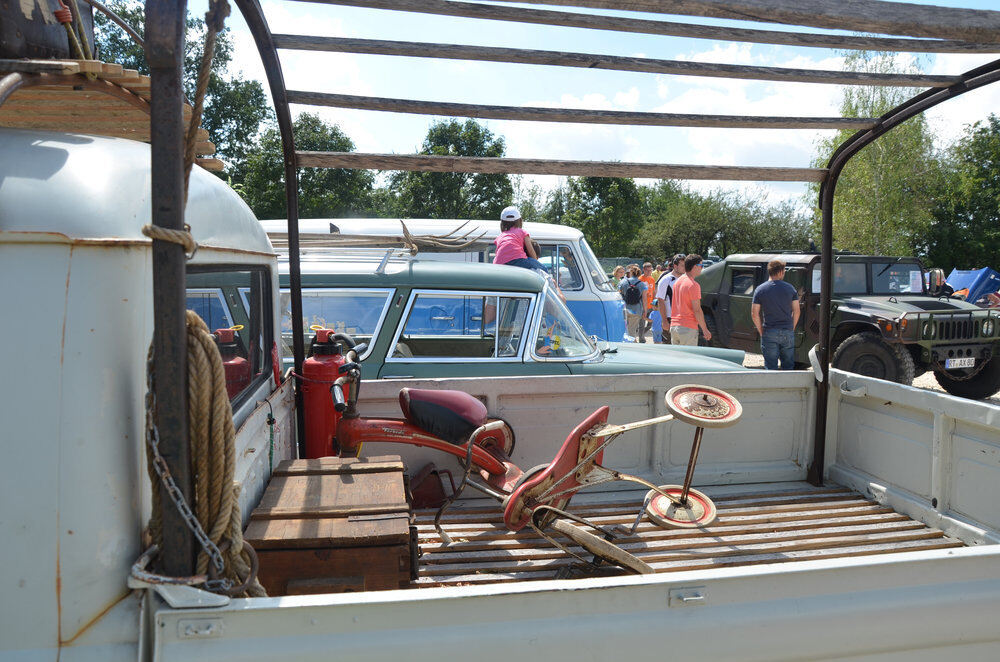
225, 0, 1000, 469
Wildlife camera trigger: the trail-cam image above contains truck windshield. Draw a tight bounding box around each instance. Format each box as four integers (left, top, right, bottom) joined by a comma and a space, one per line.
580, 238, 617, 292
534, 289, 597, 358
872, 262, 925, 294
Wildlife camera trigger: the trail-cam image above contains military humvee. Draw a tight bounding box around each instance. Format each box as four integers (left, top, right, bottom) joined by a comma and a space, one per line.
697, 253, 1000, 399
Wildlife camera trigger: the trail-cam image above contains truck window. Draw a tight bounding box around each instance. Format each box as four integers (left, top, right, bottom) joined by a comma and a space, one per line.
872, 262, 925, 294
187, 266, 272, 404
812, 263, 867, 294
784, 268, 807, 298
279, 288, 394, 362
391, 292, 532, 359
730, 268, 757, 295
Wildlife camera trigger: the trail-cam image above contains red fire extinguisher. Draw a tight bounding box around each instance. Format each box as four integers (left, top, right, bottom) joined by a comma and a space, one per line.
302, 328, 349, 458
215, 326, 251, 399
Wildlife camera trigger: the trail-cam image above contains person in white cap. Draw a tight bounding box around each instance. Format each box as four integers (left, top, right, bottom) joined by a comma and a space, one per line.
493, 206, 546, 271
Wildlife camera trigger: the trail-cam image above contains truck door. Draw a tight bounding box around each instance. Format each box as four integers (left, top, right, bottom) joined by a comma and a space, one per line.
783, 267, 808, 347
727, 265, 762, 346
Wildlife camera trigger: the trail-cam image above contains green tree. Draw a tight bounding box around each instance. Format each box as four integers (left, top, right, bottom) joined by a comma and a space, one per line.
811, 51, 940, 256
93, 1, 272, 180
389, 120, 513, 219
241, 113, 374, 220
923, 115, 1000, 269
561, 176, 641, 256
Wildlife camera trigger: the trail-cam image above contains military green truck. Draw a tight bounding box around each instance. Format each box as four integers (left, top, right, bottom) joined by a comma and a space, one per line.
697, 253, 1000, 399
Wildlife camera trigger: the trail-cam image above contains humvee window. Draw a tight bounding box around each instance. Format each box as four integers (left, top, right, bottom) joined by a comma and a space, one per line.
812, 263, 867, 294
872, 262, 924, 294
730, 268, 757, 295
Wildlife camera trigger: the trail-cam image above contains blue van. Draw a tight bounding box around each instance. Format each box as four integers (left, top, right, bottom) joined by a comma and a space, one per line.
260, 218, 628, 342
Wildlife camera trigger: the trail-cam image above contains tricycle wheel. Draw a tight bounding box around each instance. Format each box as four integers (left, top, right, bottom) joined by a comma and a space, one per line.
934, 356, 1000, 400
549, 518, 653, 575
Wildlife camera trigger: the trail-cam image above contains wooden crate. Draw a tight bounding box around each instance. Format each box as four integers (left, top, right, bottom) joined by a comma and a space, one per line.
245, 455, 415, 595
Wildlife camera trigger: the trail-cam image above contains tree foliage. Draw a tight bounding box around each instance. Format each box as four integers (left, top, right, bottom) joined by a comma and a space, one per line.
629, 185, 812, 260
388, 120, 513, 219
93, 1, 272, 179
923, 115, 1000, 269
240, 113, 374, 220
561, 177, 642, 256
811, 51, 940, 256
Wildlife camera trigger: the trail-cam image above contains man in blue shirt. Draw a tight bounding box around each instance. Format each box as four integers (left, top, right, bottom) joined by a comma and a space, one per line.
751, 259, 801, 370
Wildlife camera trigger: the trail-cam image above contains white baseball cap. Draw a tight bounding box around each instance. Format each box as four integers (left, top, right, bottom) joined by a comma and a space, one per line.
500, 206, 521, 221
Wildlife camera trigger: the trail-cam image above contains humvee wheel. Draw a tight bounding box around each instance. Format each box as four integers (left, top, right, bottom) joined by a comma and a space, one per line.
934, 357, 1000, 400
832, 332, 915, 385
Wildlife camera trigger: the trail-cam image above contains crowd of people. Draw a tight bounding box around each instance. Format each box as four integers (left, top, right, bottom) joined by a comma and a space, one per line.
612, 254, 711, 346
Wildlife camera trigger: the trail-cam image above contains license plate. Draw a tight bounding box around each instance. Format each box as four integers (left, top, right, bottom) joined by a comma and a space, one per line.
946, 357, 976, 369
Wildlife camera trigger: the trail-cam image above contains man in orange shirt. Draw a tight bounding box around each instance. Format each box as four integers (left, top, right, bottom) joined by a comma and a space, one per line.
669, 254, 713, 346
638, 262, 656, 343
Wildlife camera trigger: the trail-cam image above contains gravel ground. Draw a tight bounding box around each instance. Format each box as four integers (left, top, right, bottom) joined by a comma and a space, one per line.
741, 351, 1000, 405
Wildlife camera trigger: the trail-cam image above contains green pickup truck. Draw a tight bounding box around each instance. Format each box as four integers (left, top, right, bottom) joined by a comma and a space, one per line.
697, 253, 1000, 399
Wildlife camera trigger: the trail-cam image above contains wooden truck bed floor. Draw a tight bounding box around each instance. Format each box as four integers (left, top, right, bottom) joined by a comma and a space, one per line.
411, 482, 964, 587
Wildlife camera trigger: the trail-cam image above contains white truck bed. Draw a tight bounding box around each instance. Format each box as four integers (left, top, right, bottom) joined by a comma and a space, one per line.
142, 368, 1000, 661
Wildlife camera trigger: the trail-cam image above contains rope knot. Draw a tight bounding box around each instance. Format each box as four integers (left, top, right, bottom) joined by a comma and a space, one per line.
142, 223, 198, 260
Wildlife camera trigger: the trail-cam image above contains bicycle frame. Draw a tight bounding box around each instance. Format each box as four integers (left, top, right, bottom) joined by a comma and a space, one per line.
337, 416, 508, 476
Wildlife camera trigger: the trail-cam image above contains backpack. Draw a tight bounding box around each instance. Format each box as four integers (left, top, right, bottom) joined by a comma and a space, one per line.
623, 278, 643, 306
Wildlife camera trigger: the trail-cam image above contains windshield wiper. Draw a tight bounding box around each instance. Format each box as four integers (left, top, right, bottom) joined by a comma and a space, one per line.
875, 257, 902, 278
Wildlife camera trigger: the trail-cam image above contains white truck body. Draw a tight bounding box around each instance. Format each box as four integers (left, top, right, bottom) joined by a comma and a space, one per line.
4, 129, 1000, 661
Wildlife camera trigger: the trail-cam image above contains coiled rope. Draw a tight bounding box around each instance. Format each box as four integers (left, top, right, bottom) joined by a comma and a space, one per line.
145, 311, 266, 597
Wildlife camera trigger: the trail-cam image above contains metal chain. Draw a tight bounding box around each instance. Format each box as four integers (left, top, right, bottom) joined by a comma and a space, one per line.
144, 348, 230, 589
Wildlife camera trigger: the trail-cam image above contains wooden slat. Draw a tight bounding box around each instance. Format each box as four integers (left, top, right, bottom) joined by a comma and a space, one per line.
274, 456, 406, 476
416, 501, 892, 536
484, 0, 1000, 44
0, 60, 80, 75
417, 512, 915, 553
408, 484, 969, 587
196, 158, 225, 171
296, 152, 829, 182
414, 538, 963, 586
420, 520, 931, 563
419, 531, 955, 576
272, 35, 960, 87
295, 0, 1000, 54
287, 90, 878, 129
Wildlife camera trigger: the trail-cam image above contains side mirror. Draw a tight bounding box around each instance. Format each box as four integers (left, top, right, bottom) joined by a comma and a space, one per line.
927, 268, 946, 296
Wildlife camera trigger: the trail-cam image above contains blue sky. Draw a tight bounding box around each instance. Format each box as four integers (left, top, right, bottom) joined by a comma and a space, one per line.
190, 0, 1000, 209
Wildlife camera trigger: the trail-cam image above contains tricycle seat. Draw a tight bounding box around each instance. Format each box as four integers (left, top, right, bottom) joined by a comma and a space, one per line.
399, 388, 488, 445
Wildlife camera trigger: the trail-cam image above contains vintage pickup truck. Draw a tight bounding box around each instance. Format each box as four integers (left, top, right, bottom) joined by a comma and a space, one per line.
5, 127, 1000, 662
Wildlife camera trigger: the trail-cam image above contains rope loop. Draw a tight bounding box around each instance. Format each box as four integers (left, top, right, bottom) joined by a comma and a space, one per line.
142, 223, 198, 260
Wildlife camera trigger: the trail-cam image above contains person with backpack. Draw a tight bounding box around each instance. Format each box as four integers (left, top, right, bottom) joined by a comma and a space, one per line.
618, 264, 647, 342
655, 254, 686, 344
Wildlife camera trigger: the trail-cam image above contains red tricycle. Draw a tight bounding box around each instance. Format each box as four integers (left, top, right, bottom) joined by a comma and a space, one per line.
320, 332, 744, 575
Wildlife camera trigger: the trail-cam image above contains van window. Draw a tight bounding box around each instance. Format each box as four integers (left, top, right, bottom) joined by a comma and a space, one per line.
187, 267, 272, 404
580, 238, 617, 292
392, 292, 532, 360
535, 244, 584, 291
280, 288, 393, 360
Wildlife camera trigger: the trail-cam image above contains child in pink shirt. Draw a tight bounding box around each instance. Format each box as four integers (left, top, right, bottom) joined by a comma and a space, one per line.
493, 206, 546, 271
